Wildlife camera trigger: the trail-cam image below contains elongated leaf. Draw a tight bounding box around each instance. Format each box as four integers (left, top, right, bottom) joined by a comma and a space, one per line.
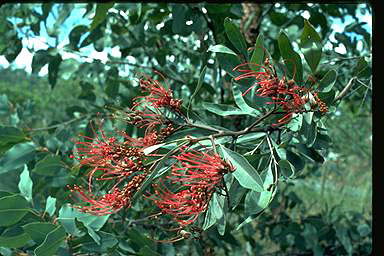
224, 17, 248, 58
90, 3, 114, 31
278, 159, 295, 178
0, 142, 36, 173
250, 34, 266, 71
232, 83, 260, 116
0, 228, 31, 248
188, 65, 207, 118
22, 222, 57, 245
33, 155, 64, 176
34, 225, 66, 256
207, 45, 237, 56
0, 126, 28, 155
18, 165, 33, 202
45, 196, 57, 217
81, 231, 118, 253
300, 19, 322, 73
278, 31, 303, 82
57, 204, 83, 236
0, 194, 29, 227
202, 102, 243, 116
219, 146, 264, 192
318, 69, 337, 92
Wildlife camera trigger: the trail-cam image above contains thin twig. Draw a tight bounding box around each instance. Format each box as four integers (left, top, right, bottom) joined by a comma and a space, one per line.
334, 77, 356, 102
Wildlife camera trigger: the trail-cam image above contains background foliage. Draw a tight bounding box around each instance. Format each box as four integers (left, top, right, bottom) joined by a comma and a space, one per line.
0, 3, 372, 256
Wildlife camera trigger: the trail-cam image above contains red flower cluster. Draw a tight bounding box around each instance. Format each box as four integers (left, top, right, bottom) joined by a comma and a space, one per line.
233, 58, 328, 125
149, 146, 235, 226
69, 74, 183, 215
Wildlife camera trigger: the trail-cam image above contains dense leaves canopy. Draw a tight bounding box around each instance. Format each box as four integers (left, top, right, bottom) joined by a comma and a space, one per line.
0, 3, 372, 256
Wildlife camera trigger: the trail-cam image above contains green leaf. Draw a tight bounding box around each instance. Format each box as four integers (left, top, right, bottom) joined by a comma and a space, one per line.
207, 44, 237, 56
188, 65, 207, 118
69, 25, 89, 50
0, 194, 29, 227
297, 144, 324, 163
318, 69, 337, 92
278, 159, 295, 178
278, 31, 303, 82
31, 49, 52, 74
202, 102, 243, 116
219, 146, 264, 192
244, 189, 272, 216
48, 54, 62, 89
0, 227, 31, 248
18, 165, 33, 202
232, 83, 260, 116
216, 53, 243, 79
286, 114, 303, 132
57, 204, 84, 237
33, 155, 64, 176
33, 225, 66, 256
90, 3, 114, 31
352, 57, 369, 77
81, 231, 118, 253
22, 222, 58, 245
300, 19, 322, 73
0, 142, 36, 174
250, 34, 266, 71
224, 17, 248, 58
171, 5, 188, 35
138, 245, 162, 256
45, 196, 57, 217
0, 126, 28, 155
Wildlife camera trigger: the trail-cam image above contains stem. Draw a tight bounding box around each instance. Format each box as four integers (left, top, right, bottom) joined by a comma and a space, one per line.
334, 77, 356, 102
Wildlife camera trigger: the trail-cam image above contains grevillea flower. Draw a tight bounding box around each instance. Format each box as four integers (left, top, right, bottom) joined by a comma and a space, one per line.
150, 146, 235, 226
133, 76, 182, 112
69, 119, 149, 215
67, 173, 147, 215
233, 60, 328, 125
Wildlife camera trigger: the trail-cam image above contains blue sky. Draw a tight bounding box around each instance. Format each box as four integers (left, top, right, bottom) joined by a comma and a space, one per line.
0, 3, 372, 76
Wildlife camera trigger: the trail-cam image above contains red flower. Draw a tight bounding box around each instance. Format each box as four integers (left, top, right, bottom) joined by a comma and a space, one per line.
133, 76, 182, 112
149, 146, 234, 226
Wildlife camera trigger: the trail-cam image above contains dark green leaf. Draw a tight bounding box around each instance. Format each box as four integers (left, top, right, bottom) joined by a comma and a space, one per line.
18, 165, 33, 202
48, 54, 62, 89
31, 49, 52, 74
0, 227, 31, 248
278, 31, 303, 82
69, 25, 89, 50
219, 146, 264, 192
335, 224, 353, 256
278, 159, 295, 178
33, 155, 64, 176
250, 34, 266, 71
188, 65, 207, 118
300, 19, 322, 73
0, 126, 28, 155
224, 17, 248, 58
297, 144, 324, 163
82, 231, 118, 253
0, 194, 29, 227
318, 69, 337, 92
22, 222, 58, 245
90, 3, 114, 31
33, 225, 66, 256
105, 67, 120, 98
172, 5, 188, 34
216, 53, 243, 79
